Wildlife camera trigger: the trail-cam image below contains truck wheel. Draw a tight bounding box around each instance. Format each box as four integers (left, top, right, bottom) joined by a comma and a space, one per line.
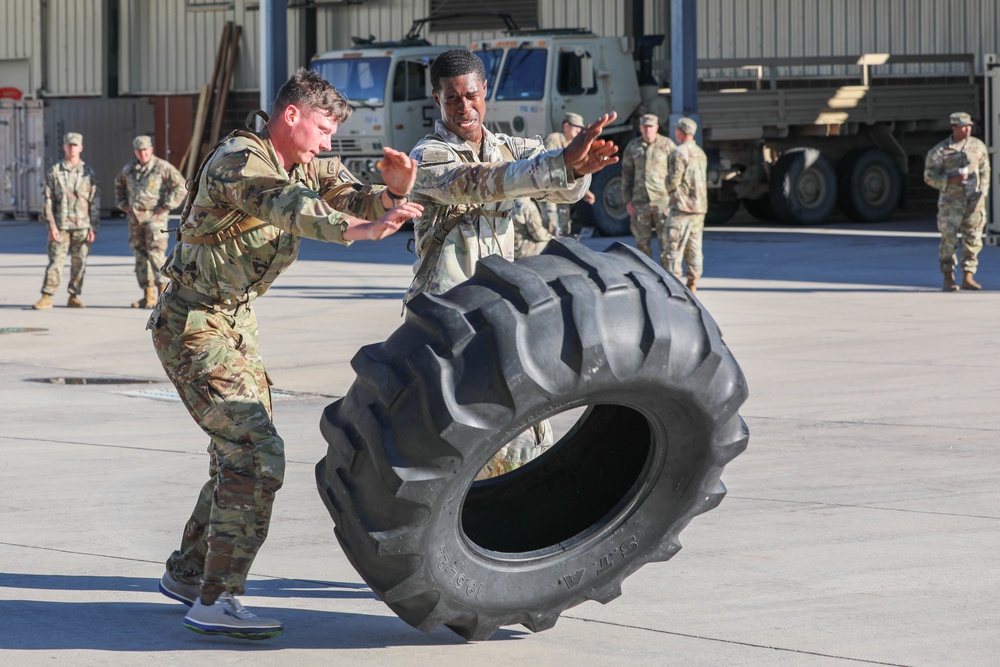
588, 162, 631, 236
769, 148, 838, 224
707, 198, 740, 225
837, 148, 902, 222
742, 195, 777, 222
316, 239, 750, 641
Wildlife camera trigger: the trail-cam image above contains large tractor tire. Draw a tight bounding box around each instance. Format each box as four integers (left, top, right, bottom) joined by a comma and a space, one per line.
316, 239, 749, 641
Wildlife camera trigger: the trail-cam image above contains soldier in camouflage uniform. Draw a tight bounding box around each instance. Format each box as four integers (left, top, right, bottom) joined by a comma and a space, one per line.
622, 114, 675, 266
33, 132, 100, 310
407, 49, 619, 477
115, 135, 187, 308
924, 111, 991, 291
666, 117, 708, 290
511, 197, 553, 259
148, 68, 422, 640
542, 112, 595, 236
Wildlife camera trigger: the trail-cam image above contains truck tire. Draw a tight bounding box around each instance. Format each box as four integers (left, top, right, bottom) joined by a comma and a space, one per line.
742, 195, 777, 222
316, 239, 750, 641
836, 148, 902, 222
587, 162, 631, 236
707, 198, 740, 225
769, 148, 838, 224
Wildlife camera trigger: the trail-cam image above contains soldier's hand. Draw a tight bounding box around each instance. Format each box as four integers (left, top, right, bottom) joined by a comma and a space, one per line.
563, 112, 619, 176
366, 201, 424, 240
86, 229, 96, 243
48, 227, 60, 243
569, 139, 620, 176
379, 147, 418, 200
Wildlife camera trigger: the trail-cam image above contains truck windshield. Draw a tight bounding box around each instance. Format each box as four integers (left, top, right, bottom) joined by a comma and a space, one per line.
311, 57, 391, 106
474, 49, 505, 95
495, 48, 547, 101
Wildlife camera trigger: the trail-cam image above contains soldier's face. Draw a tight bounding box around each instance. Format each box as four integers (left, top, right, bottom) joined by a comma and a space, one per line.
563, 123, 583, 140
434, 73, 487, 143
63, 143, 82, 161
134, 147, 154, 165
951, 124, 972, 141
288, 106, 339, 164
640, 125, 658, 143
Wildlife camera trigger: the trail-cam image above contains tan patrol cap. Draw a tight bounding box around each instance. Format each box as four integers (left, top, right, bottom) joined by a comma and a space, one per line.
563, 112, 585, 128
639, 113, 659, 127
950, 112, 973, 126
133, 135, 153, 150
676, 117, 698, 135
63, 132, 83, 145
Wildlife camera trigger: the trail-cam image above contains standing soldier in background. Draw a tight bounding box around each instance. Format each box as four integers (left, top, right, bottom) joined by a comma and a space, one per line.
115, 135, 187, 309
666, 117, 708, 291
511, 197, 554, 259
33, 132, 100, 310
924, 112, 991, 291
622, 114, 675, 265
542, 112, 595, 236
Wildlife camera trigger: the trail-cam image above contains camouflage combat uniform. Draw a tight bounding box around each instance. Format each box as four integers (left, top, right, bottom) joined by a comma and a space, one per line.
408, 119, 588, 473
621, 133, 675, 263
511, 197, 553, 259
115, 154, 187, 290
147, 122, 388, 601
923, 135, 991, 275
666, 140, 708, 279
541, 131, 573, 236
40, 159, 100, 297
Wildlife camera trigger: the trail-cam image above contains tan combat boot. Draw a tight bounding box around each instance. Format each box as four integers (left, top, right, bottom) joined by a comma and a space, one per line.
942, 272, 959, 292
32, 294, 53, 310
687, 276, 698, 292
131, 286, 157, 309
67, 295, 86, 308
961, 271, 982, 290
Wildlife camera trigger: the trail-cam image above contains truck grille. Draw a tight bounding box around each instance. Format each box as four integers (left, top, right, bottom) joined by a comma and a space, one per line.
330, 138, 362, 154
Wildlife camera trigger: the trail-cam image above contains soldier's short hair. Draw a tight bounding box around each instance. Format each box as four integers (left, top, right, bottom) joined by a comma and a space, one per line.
430, 49, 486, 92
273, 67, 352, 124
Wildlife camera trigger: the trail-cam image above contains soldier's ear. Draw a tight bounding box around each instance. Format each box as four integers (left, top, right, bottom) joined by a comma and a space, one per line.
283, 103, 301, 126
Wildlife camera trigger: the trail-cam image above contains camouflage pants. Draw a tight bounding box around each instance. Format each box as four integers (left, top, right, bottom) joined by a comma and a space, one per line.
149, 293, 284, 600
40, 228, 91, 296
665, 212, 706, 279
542, 201, 572, 236
937, 195, 986, 274
475, 420, 554, 480
129, 212, 170, 289
630, 203, 668, 265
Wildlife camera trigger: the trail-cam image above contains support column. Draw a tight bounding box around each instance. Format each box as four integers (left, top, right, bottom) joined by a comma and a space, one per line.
259, 0, 288, 115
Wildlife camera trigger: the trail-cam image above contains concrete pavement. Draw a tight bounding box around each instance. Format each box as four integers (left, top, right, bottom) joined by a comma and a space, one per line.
1, 214, 997, 666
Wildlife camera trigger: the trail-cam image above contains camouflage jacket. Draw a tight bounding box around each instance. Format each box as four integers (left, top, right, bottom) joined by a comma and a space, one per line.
43, 160, 100, 230
511, 197, 553, 251
406, 119, 590, 300
544, 131, 569, 151
114, 155, 187, 218
621, 134, 675, 206
162, 126, 388, 306
667, 140, 708, 214
924, 135, 991, 201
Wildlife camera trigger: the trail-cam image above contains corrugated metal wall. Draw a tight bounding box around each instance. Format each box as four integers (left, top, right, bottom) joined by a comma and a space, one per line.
0, 0, 42, 97
697, 0, 999, 79
45, 0, 104, 96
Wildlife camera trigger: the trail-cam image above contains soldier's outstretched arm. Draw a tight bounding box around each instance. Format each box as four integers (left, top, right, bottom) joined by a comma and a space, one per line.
563, 112, 620, 176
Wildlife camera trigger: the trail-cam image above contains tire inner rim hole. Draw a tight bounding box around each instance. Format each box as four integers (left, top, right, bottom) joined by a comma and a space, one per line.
460, 403, 652, 556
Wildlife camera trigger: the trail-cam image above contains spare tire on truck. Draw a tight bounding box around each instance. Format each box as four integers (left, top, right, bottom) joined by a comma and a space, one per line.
316, 239, 749, 641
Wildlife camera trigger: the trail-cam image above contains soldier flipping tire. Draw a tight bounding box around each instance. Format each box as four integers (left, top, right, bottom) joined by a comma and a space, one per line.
315, 239, 750, 641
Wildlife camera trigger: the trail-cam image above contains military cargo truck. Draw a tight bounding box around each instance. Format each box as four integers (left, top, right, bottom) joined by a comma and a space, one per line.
470, 29, 983, 235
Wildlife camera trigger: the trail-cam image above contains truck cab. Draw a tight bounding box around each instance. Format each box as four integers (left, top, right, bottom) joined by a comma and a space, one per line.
310, 39, 454, 184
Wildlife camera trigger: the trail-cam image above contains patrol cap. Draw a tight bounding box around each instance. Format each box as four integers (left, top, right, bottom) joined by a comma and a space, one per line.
132, 135, 153, 150
950, 112, 973, 126
639, 113, 659, 127
676, 117, 698, 135
562, 112, 585, 128
63, 132, 83, 145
